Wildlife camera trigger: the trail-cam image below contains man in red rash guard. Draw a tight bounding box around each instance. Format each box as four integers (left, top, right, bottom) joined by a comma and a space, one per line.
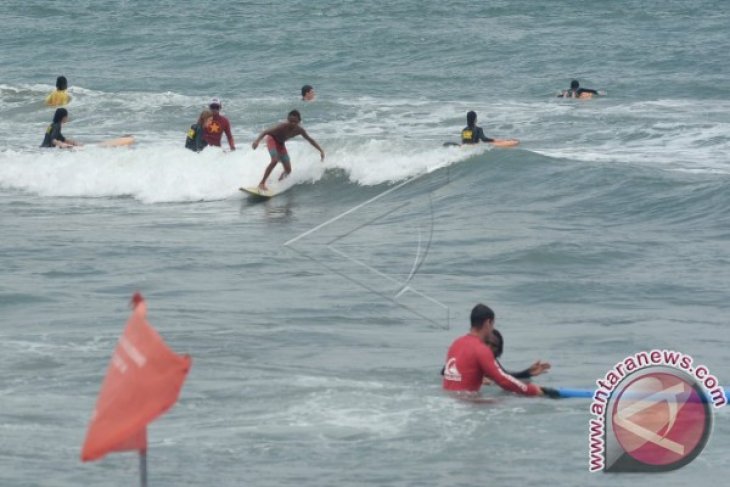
443, 304, 553, 397
202, 97, 236, 150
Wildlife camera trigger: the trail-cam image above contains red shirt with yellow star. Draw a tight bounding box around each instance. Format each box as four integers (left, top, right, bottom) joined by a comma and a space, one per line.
202, 114, 235, 149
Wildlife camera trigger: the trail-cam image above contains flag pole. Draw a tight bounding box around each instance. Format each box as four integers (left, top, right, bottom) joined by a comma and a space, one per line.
139, 449, 148, 487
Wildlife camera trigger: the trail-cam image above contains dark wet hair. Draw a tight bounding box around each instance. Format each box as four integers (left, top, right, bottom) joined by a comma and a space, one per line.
56, 76, 68, 90
466, 111, 477, 127
301, 85, 313, 97
570, 79, 580, 90
288, 109, 302, 121
470, 303, 494, 329
488, 329, 504, 358
52, 108, 68, 124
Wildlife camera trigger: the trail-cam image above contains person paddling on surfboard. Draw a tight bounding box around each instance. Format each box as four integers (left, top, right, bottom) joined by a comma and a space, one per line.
558, 79, 605, 99
252, 109, 325, 191
442, 304, 559, 397
458, 111, 519, 148
39, 108, 134, 149
40, 108, 80, 148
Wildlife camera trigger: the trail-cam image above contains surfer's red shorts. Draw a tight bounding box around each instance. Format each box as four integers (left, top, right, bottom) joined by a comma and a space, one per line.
266, 136, 290, 163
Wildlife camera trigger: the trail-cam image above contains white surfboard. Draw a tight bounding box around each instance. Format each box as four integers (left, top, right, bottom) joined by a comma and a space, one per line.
240, 186, 274, 198
239, 185, 293, 199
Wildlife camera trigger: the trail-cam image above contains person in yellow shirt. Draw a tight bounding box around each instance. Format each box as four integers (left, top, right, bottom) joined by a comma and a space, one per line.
45, 76, 71, 106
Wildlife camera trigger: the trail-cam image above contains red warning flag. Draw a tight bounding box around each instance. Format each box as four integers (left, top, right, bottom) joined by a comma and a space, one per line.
81, 293, 192, 462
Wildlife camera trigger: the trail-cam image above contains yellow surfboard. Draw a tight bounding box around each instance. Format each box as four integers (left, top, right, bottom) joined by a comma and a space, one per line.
240, 186, 275, 199
239, 184, 294, 199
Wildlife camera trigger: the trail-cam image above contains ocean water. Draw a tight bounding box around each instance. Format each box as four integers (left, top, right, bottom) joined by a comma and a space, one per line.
1, 1, 729, 485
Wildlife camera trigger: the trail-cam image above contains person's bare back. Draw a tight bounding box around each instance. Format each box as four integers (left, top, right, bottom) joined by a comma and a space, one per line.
251, 110, 325, 191
266, 122, 306, 143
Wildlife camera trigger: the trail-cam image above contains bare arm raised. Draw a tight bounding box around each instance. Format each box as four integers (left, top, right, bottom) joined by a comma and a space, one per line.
300, 129, 325, 161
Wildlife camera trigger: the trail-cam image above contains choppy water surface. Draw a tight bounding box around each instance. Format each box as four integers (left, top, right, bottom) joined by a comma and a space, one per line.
1, 1, 729, 485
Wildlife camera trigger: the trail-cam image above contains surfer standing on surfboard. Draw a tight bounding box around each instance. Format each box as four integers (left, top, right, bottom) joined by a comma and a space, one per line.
252, 109, 325, 191
442, 304, 560, 397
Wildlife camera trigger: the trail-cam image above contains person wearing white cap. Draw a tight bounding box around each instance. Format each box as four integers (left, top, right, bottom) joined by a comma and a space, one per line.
202, 97, 236, 150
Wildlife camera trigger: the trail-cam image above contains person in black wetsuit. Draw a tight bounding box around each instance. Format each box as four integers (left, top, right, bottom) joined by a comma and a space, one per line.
487, 329, 551, 381
558, 79, 603, 98
443, 111, 518, 147
461, 110, 494, 144
185, 109, 212, 152
40, 108, 80, 148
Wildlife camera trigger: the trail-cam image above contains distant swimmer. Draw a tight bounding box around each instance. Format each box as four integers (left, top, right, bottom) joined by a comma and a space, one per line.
557, 79, 606, 99
45, 76, 71, 107
301, 84, 316, 101
202, 98, 236, 151
442, 304, 559, 397
252, 109, 325, 191
444, 111, 519, 148
185, 109, 213, 152
40, 108, 80, 148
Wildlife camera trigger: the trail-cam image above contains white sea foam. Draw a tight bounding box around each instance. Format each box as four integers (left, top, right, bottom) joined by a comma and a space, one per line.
0, 139, 479, 203
3, 84, 729, 203
527, 99, 730, 174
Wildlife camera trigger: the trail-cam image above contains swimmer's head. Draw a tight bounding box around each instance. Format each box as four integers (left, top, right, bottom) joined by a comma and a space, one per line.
209, 97, 222, 111
53, 108, 69, 124
56, 76, 68, 91
466, 110, 477, 127
487, 329, 504, 358
288, 109, 302, 123
301, 85, 315, 101
570, 79, 580, 90
470, 303, 495, 330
